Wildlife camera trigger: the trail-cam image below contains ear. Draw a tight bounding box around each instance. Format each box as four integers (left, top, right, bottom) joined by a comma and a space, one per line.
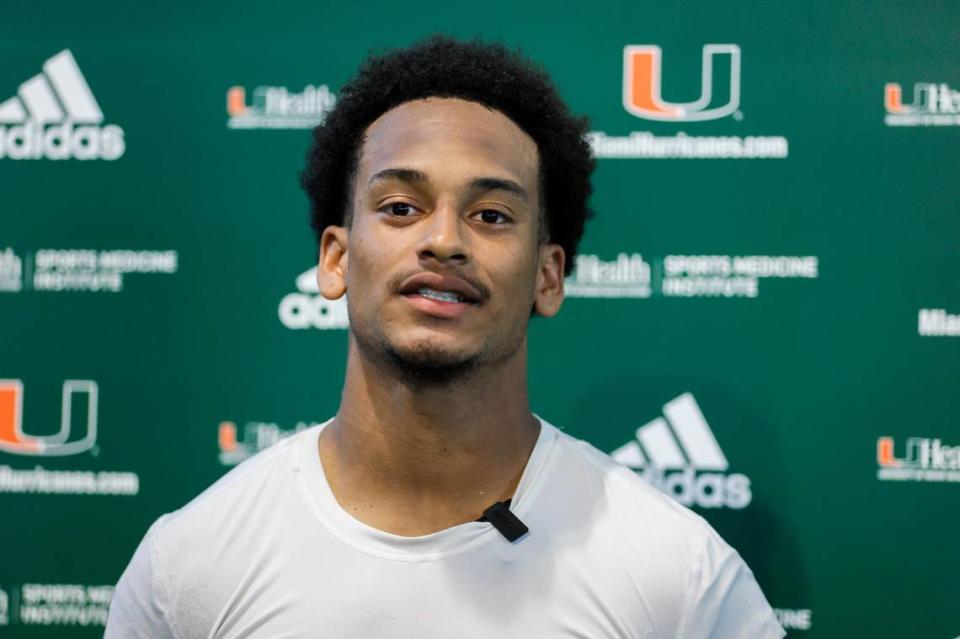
318, 225, 348, 300
533, 243, 565, 317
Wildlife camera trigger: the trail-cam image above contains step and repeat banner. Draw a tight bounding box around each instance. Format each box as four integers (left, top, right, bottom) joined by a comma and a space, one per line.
1, 1, 957, 637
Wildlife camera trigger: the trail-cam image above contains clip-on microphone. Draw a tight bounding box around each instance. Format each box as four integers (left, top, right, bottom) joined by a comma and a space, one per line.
476, 499, 529, 542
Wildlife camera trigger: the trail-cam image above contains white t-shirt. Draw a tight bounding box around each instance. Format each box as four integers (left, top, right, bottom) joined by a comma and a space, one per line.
106, 418, 785, 639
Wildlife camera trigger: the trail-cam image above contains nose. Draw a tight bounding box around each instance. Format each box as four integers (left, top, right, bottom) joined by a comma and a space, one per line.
417, 203, 469, 266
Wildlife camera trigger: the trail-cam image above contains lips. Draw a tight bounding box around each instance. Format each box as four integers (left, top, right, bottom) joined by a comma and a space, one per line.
398, 272, 485, 305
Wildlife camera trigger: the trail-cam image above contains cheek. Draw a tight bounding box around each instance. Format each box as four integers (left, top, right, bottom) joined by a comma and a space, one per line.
346, 226, 405, 301
344, 242, 377, 302
345, 222, 379, 281
491, 247, 539, 305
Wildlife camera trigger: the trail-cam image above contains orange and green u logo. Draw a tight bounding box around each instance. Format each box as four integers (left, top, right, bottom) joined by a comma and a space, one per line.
226, 86, 249, 116
876, 436, 900, 467
623, 44, 740, 122
884, 83, 912, 114
0, 379, 98, 456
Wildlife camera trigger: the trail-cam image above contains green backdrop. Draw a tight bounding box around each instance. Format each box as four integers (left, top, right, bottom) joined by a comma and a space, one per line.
1, 1, 958, 636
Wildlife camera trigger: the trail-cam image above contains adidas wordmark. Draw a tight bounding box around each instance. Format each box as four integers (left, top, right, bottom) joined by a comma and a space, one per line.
0, 50, 125, 161
612, 393, 753, 509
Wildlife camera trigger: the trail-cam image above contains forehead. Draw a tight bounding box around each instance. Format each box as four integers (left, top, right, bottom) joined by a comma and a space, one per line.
357, 98, 539, 188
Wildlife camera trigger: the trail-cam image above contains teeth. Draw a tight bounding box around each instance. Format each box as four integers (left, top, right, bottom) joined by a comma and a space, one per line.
418, 287, 464, 303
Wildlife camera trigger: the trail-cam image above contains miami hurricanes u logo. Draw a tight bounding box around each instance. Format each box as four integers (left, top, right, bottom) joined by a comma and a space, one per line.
0, 379, 98, 456
623, 44, 741, 122
884, 83, 914, 114
226, 86, 249, 116
877, 436, 900, 467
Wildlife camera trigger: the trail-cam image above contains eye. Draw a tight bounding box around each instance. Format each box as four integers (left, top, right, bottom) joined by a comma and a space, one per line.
383, 202, 417, 217
476, 209, 511, 225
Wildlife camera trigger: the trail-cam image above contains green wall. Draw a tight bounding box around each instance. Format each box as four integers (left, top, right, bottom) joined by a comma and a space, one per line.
1, 1, 958, 636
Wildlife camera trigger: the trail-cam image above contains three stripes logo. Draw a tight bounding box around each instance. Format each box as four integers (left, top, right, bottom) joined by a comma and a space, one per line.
623, 44, 741, 122
0, 380, 98, 456
0, 50, 125, 160
611, 393, 752, 508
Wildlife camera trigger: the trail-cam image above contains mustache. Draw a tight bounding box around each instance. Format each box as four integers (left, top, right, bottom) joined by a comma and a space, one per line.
388, 268, 491, 302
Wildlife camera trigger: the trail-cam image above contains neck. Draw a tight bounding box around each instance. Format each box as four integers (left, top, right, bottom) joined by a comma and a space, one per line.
318, 335, 540, 535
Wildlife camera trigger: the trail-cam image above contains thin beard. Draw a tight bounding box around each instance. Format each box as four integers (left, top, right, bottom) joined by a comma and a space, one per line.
352, 327, 479, 387
382, 341, 478, 386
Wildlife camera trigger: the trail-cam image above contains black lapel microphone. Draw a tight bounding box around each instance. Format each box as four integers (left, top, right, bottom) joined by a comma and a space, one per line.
476, 499, 529, 542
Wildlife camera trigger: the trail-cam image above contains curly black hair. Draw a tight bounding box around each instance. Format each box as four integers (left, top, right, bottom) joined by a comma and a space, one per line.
300, 35, 595, 276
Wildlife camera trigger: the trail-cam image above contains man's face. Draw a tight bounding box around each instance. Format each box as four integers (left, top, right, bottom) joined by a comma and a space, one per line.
318, 97, 564, 379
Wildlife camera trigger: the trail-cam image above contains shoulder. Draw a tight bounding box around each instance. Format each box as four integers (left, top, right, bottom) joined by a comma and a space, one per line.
549, 423, 716, 541
106, 514, 176, 638
108, 426, 321, 637
539, 421, 720, 591
158, 425, 310, 546
152, 424, 321, 570
542, 423, 784, 638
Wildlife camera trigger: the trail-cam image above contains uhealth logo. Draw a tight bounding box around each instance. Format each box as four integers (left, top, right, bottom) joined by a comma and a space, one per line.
278, 266, 349, 330
565, 253, 652, 298
623, 44, 740, 122
877, 436, 960, 483
0, 50, 125, 160
218, 419, 319, 466
884, 82, 960, 126
0, 380, 97, 456
918, 308, 960, 337
612, 393, 751, 508
227, 84, 336, 129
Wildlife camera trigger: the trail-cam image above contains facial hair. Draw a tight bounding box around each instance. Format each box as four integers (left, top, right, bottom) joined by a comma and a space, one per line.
347, 264, 531, 387
348, 300, 524, 387
385, 336, 479, 385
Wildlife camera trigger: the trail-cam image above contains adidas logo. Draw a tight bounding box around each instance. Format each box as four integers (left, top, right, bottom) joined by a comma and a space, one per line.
612, 393, 752, 509
277, 266, 349, 330
0, 50, 125, 160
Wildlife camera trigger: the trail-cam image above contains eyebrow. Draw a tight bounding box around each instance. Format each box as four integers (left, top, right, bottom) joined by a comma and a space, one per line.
368, 168, 528, 202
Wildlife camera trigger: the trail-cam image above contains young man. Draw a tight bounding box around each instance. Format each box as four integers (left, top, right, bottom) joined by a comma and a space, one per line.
106, 36, 784, 638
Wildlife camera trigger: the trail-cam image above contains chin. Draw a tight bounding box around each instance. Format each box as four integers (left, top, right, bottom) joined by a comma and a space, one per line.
352, 321, 479, 384
385, 342, 479, 385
